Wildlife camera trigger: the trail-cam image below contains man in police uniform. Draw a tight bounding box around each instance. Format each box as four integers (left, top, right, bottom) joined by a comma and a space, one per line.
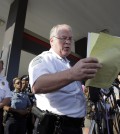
0, 60, 11, 134
28, 24, 102, 134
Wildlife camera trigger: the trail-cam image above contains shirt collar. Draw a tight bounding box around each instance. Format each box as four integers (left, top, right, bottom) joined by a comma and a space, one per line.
14, 89, 21, 93
0, 75, 4, 80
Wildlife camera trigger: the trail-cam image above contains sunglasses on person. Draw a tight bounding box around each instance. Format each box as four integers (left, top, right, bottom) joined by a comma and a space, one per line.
15, 81, 22, 85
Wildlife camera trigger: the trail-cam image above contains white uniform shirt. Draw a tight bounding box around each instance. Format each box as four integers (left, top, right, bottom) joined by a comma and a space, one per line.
29, 49, 86, 118
0, 75, 12, 102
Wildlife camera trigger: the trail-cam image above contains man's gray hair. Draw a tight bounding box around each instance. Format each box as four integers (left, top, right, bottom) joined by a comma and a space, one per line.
49, 24, 72, 39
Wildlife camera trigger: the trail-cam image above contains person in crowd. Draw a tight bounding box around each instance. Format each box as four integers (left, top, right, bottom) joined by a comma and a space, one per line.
3, 77, 31, 134
116, 73, 120, 107
28, 24, 102, 134
21, 75, 29, 92
21, 75, 36, 105
21, 75, 36, 134
0, 60, 11, 134
113, 73, 120, 107
82, 87, 91, 134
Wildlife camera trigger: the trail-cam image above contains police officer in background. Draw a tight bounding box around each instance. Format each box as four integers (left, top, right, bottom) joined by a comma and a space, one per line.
21, 75, 36, 105
21, 75, 36, 134
4, 77, 31, 134
28, 24, 102, 134
0, 60, 11, 134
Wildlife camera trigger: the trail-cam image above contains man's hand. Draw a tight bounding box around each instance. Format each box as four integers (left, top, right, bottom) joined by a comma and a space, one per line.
70, 57, 102, 81
3, 106, 30, 115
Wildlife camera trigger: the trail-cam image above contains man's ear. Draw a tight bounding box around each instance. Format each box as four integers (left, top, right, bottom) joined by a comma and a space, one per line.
50, 37, 53, 43
50, 37, 54, 46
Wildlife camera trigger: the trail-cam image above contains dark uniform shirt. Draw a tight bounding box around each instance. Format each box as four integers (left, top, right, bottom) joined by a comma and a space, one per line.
11, 89, 31, 109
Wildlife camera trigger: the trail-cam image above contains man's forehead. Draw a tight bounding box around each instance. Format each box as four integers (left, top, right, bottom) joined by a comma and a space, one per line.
57, 29, 72, 36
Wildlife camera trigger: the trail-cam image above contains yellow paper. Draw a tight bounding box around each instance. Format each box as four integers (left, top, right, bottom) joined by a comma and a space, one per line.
87, 32, 99, 57
86, 32, 120, 88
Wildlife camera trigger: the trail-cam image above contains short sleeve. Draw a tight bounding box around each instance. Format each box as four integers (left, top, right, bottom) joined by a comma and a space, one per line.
28, 52, 55, 88
3, 79, 12, 98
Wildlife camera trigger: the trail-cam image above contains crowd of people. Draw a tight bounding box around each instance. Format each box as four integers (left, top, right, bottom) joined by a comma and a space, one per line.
0, 62, 36, 134
0, 24, 120, 134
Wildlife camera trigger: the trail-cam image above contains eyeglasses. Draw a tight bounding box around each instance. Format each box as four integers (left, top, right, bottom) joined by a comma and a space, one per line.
15, 82, 21, 85
53, 36, 73, 42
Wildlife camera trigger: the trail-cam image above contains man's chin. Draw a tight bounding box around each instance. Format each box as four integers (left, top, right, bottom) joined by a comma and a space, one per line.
63, 52, 70, 57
